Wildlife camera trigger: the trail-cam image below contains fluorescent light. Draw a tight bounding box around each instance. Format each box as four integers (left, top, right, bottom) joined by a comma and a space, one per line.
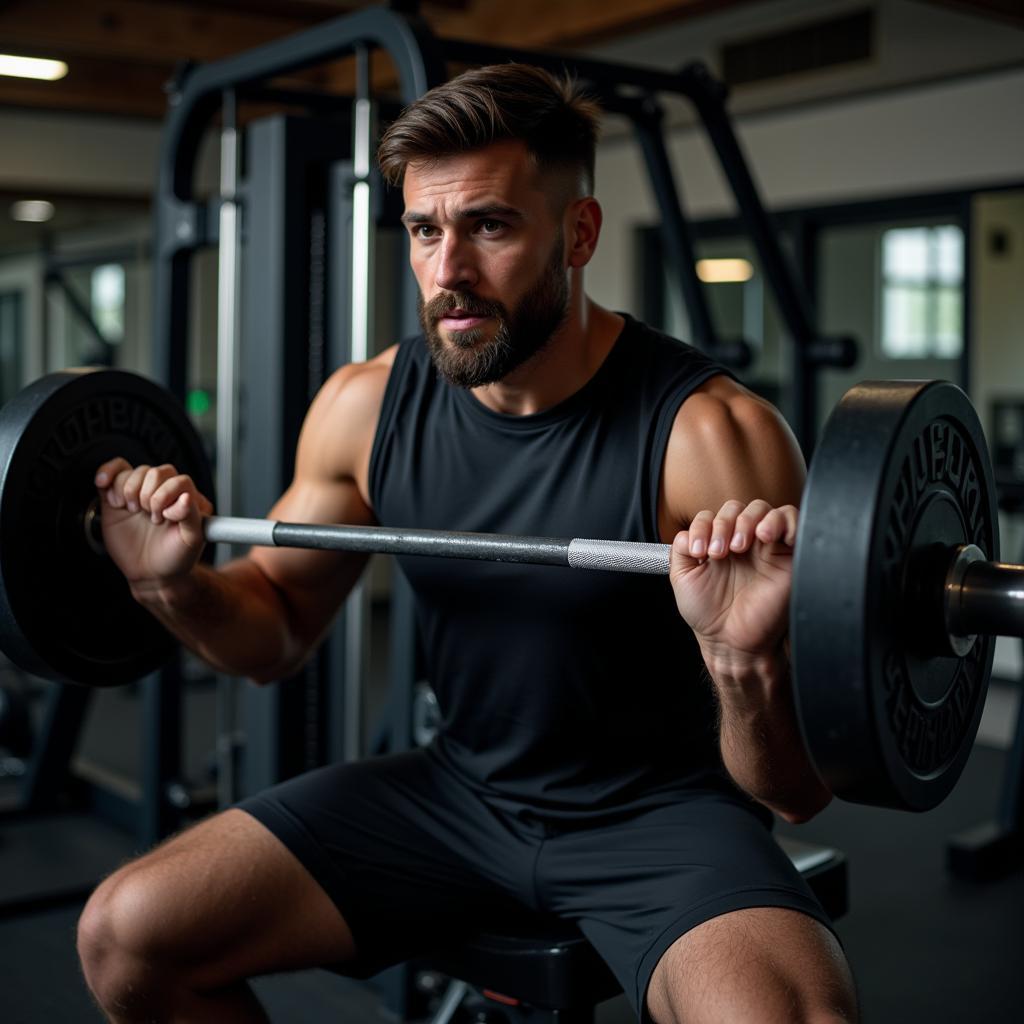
11, 200, 55, 223
696, 258, 755, 284
0, 54, 68, 81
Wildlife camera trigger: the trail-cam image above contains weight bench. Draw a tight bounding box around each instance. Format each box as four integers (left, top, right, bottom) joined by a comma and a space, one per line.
411, 836, 847, 1024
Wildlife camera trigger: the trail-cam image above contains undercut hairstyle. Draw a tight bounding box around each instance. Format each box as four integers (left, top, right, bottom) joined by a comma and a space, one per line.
377, 63, 602, 196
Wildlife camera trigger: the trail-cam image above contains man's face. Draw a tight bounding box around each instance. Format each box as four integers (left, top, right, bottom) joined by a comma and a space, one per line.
401, 140, 571, 388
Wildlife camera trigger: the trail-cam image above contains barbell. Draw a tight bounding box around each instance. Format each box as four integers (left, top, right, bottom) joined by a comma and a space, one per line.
0, 367, 1021, 813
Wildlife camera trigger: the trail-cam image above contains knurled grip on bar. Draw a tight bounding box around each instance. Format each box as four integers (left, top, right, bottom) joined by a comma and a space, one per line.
567, 538, 671, 575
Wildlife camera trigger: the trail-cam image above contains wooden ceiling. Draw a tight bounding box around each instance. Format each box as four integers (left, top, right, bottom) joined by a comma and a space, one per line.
0, 0, 773, 120
0, 0, 1019, 121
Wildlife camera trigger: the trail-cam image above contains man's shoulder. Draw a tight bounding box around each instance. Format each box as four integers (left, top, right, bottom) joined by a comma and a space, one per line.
324, 346, 397, 407
304, 346, 401, 455
617, 314, 718, 369
662, 374, 805, 524
608, 315, 734, 413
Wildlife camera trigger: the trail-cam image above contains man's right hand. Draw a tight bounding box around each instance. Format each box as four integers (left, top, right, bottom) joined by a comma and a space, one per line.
94, 458, 214, 587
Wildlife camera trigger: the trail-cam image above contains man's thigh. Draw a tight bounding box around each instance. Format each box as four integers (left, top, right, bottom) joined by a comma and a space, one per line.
238, 749, 537, 976
538, 787, 842, 1024
81, 807, 357, 991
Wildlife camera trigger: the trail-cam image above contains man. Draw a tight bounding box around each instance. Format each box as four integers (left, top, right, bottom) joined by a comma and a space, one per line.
78, 65, 857, 1023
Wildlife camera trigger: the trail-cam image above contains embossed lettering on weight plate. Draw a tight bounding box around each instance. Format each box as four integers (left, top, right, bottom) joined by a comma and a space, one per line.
29, 396, 184, 497
879, 416, 991, 775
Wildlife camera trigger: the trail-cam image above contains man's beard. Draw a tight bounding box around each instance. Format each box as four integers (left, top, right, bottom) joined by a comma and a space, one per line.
419, 234, 569, 389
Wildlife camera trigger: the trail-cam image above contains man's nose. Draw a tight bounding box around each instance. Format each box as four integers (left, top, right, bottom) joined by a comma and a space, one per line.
435, 236, 478, 292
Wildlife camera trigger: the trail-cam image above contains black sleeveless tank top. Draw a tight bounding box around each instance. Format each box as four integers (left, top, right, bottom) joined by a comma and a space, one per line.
369, 315, 731, 817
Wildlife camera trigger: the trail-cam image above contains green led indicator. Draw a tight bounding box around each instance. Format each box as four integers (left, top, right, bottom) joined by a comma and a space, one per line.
187, 389, 211, 416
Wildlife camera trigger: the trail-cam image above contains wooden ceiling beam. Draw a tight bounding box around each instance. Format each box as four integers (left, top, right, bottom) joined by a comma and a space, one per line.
319, 0, 769, 104
0, 0, 768, 119
0, 0, 316, 66
429, 0, 767, 49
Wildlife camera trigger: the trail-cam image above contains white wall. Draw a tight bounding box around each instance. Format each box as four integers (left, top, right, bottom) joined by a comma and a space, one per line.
589, 0, 1024, 118
0, 107, 218, 196
589, 66, 1024, 314
972, 190, 1024, 682
972, 190, 1024, 452
0, 109, 161, 195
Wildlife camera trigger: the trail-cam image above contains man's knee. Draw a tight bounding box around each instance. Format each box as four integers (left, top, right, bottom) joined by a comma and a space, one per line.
646, 908, 858, 1024
78, 862, 183, 1014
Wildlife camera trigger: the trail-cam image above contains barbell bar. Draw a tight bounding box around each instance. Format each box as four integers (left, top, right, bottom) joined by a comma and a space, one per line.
144, 515, 1024, 655
207, 517, 671, 573
0, 367, 1020, 813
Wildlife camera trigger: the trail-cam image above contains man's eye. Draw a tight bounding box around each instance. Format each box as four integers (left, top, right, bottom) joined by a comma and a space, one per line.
479, 220, 505, 234
414, 225, 438, 239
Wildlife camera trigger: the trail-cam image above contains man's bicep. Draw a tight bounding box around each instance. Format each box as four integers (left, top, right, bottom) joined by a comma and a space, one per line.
660, 377, 806, 534
248, 477, 374, 648
246, 359, 388, 643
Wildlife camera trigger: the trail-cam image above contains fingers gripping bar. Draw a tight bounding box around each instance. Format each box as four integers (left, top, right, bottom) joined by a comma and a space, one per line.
203, 516, 673, 575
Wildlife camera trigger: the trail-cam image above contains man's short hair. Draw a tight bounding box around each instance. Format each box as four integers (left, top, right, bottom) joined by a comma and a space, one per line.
377, 63, 602, 195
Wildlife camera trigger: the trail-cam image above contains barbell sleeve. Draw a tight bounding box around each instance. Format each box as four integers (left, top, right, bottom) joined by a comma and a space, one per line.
204, 515, 674, 574
949, 560, 1024, 640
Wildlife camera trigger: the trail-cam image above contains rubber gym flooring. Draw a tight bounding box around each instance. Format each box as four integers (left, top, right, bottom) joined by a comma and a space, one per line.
1, 690, 1023, 1022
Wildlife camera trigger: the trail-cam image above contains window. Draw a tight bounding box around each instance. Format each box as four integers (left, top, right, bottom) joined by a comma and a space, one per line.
91, 263, 125, 343
880, 225, 963, 358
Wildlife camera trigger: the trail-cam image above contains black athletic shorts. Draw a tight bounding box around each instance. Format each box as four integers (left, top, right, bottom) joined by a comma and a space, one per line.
238, 748, 834, 1022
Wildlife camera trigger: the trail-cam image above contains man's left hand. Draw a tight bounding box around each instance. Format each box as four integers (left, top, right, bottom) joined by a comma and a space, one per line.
668, 499, 797, 666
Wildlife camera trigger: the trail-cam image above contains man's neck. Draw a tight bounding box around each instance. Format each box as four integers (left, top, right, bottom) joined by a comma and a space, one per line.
469, 298, 624, 416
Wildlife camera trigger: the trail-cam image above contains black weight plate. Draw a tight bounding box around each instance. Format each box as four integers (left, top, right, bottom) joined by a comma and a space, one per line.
0, 369, 215, 687
791, 380, 998, 812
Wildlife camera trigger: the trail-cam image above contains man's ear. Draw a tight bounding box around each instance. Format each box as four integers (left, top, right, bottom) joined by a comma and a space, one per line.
567, 197, 602, 269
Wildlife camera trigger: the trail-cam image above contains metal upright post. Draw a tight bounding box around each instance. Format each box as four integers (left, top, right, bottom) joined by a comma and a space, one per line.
215, 89, 244, 807
342, 46, 376, 763
17, 684, 92, 812
141, 664, 182, 846
629, 97, 749, 369
239, 113, 354, 795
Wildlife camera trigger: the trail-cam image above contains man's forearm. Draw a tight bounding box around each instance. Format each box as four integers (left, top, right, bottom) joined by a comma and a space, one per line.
130, 560, 299, 683
703, 646, 832, 823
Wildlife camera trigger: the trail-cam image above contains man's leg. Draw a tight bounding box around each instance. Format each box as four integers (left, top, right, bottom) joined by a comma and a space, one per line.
540, 789, 857, 1024
646, 907, 857, 1024
78, 808, 355, 1024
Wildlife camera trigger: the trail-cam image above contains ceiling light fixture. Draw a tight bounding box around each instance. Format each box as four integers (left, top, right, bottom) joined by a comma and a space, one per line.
0, 54, 68, 81
696, 258, 755, 283
11, 200, 56, 223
